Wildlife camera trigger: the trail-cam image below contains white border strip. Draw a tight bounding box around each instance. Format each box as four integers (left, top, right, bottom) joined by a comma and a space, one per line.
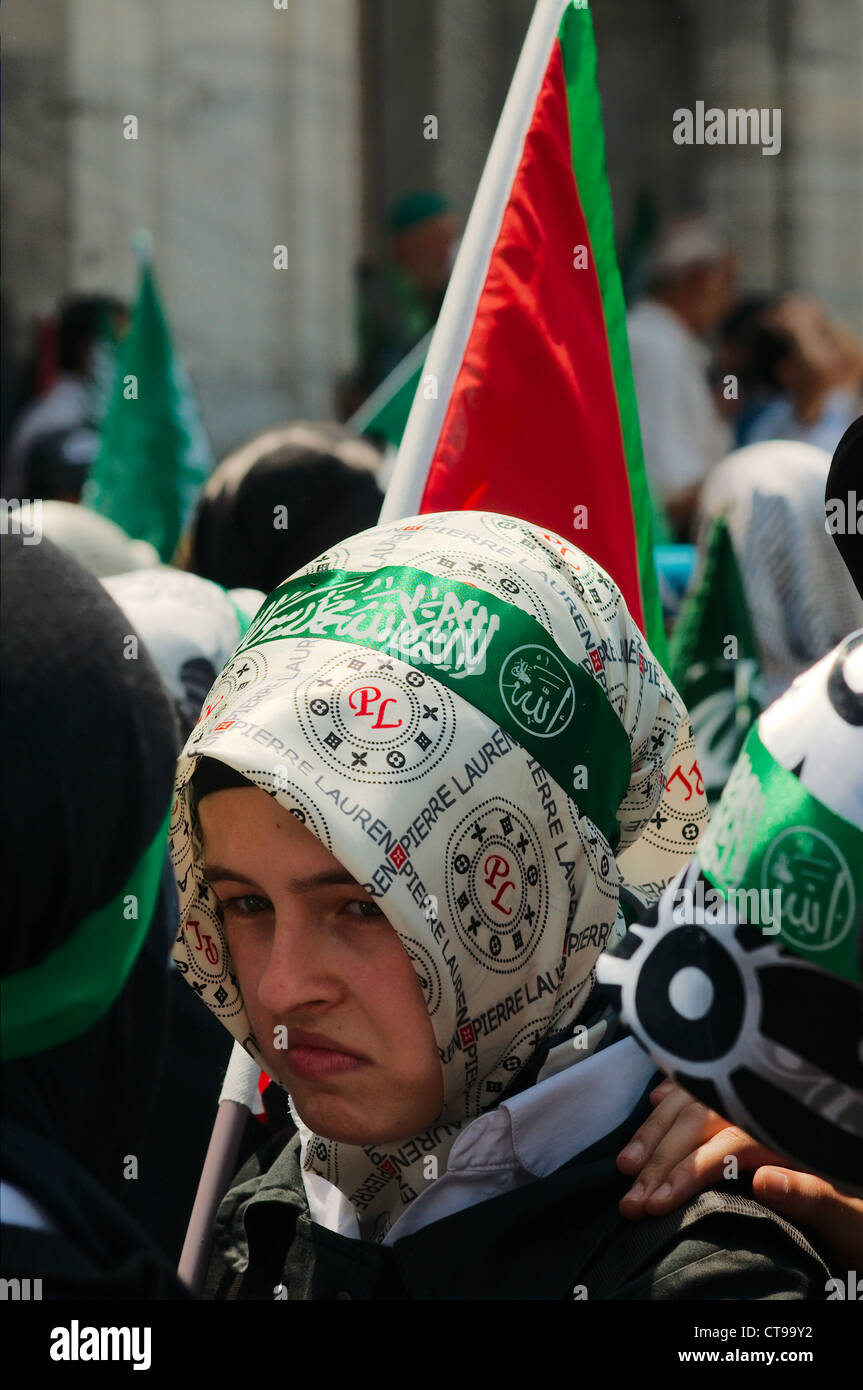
379, 0, 570, 523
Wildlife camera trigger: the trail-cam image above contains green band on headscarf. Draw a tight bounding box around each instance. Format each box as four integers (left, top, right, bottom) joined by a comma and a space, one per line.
233, 565, 632, 847
698, 727, 863, 983
1, 808, 172, 1062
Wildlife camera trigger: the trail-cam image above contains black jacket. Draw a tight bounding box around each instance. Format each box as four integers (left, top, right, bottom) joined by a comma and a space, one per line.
0, 1119, 193, 1300
205, 1080, 830, 1301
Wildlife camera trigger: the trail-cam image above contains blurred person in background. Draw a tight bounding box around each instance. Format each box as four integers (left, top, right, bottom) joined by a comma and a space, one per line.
740, 295, 863, 453
102, 569, 264, 743
19, 424, 100, 503
97, 568, 265, 1261
714, 293, 780, 446
340, 191, 459, 414
0, 534, 190, 1298
627, 217, 737, 538
7, 499, 160, 578
3, 293, 127, 499
697, 438, 863, 704
186, 420, 384, 595
826, 414, 863, 604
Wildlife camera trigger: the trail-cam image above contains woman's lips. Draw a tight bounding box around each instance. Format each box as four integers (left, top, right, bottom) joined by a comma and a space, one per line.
284, 1031, 369, 1081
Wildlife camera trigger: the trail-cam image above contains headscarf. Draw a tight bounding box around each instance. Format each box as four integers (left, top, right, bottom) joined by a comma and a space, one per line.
697, 439, 863, 703
171, 511, 708, 1240
8, 499, 160, 578
187, 421, 383, 594
1, 533, 178, 1197
102, 568, 264, 739
599, 630, 863, 1193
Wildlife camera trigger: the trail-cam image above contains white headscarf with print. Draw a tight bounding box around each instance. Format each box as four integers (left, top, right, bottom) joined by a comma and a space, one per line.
171, 512, 707, 1240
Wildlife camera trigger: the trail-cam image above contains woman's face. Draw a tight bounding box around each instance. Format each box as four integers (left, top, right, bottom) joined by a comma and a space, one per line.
198, 786, 444, 1145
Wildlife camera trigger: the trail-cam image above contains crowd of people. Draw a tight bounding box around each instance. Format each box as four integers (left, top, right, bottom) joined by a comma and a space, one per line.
1, 209, 862, 1304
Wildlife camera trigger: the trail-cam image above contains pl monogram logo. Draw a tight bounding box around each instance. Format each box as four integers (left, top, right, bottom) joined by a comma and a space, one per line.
484, 853, 516, 915
445, 798, 547, 970
295, 650, 456, 783
499, 645, 575, 739
179, 895, 243, 1020
348, 684, 403, 728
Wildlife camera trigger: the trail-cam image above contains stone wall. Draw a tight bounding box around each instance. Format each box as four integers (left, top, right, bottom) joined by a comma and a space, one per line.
5, 0, 361, 454
3, 0, 860, 459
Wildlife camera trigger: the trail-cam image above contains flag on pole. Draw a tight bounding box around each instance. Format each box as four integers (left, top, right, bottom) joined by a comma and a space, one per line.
668, 516, 764, 805
84, 302, 124, 431
380, 0, 666, 663
83, 236, 215, 563
349, 330, 432, 449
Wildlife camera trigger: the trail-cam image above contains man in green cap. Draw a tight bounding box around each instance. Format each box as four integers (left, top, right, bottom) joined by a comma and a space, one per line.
345, 191, 458, 409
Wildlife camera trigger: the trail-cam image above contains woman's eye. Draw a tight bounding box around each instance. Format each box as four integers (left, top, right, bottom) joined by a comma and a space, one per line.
223, 894, 272, 917
343, 898, 385, 920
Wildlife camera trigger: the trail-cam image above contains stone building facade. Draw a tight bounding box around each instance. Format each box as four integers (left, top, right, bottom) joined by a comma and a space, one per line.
4, 0, 861, 457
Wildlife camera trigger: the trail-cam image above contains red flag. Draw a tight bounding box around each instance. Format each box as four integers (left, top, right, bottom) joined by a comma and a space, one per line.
381, 0, 665, 662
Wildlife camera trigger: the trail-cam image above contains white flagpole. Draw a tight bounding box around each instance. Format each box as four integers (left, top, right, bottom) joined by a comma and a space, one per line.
178, 1041, 263, 1293
379, 0, 570, 524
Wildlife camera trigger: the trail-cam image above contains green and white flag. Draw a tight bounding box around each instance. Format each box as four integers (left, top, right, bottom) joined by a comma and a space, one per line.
348, 330, 431, 449
668, 515, 764, 805
83, 305, 122, 430
83, 241, 214, 562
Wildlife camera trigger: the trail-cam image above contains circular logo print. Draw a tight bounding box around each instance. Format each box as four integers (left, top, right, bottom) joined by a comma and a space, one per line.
499, 645, 575, 739
303, 545, 350, 575
445, 799, 548, 970
761, 827, 855, 952
181, 900, 227, 980
188, 649, 270, 743
408, 548, 552, 632
296, 650, 456, 783
401, 936, 444, 1017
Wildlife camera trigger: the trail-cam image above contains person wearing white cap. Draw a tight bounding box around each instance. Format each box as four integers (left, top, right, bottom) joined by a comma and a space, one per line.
627, 217, 736, 536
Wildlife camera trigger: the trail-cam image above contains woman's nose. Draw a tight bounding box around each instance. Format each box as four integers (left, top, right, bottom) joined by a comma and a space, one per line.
255, 912, 341, 1017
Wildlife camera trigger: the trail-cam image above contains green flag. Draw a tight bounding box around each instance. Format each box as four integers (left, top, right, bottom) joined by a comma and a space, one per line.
669, 515, 764, 805
348, 330, 431, 449
83, 302, 122, 430
83, 250, 214, 561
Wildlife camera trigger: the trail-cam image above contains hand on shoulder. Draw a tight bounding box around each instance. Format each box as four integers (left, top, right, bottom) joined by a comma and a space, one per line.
617, 1079, 863, 1267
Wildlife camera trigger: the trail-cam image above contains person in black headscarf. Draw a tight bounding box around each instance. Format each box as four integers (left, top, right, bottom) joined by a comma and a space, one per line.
0, 533, 192, 1299
826, 413, 863, 604
185, 420, 384, 596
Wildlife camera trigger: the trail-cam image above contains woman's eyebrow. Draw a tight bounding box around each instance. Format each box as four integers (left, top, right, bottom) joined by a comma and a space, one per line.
289, 869, 363, 891
201, 865, 361, 891
201, 865, 258, 885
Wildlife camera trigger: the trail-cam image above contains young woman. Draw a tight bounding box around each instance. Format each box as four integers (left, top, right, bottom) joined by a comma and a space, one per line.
171, 510, 830, 1298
